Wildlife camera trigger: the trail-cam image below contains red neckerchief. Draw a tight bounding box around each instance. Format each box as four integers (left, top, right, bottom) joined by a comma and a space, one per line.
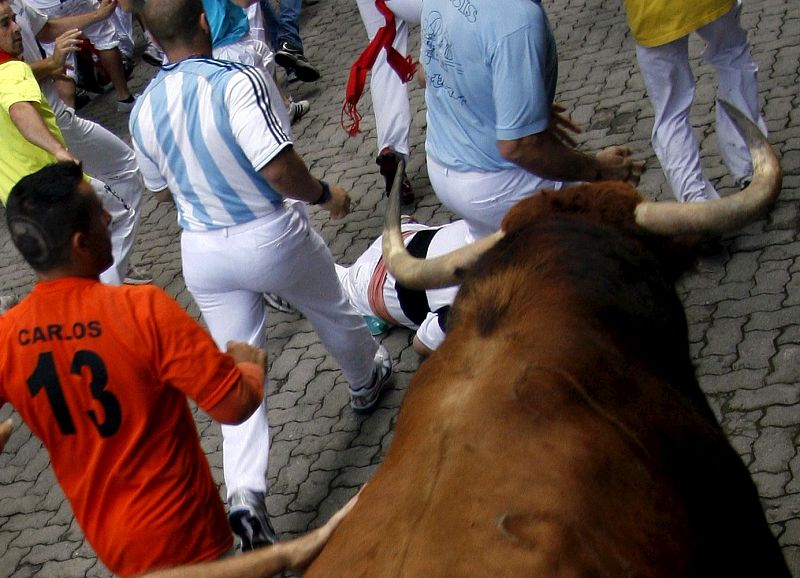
0, 49, 20, 65
342, 0, 417, 136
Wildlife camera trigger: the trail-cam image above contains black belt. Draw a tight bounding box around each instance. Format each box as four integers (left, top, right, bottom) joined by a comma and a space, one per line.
396, 228, 437, 325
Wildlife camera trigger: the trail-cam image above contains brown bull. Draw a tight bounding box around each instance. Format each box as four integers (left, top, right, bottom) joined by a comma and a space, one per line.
304, 103, 791, 577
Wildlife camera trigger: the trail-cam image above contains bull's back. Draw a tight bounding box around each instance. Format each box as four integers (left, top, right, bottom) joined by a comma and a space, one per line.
305, 331, 693, 577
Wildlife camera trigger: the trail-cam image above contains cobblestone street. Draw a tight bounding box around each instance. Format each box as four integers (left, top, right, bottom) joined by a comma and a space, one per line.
0, 0, 798, 575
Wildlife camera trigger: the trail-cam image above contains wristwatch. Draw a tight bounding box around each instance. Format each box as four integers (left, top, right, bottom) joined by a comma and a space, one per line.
311, 179, 331, 205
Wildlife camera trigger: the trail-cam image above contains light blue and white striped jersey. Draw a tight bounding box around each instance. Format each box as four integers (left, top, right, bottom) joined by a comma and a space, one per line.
130, 57, 291, 231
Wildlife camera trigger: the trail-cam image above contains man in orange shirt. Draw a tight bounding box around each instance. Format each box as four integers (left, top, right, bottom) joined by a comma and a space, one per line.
0, 162, 266, 576
0, 419, 360, 578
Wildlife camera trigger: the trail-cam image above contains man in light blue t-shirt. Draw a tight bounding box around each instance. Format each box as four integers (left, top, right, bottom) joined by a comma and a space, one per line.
421, 0, 644, 241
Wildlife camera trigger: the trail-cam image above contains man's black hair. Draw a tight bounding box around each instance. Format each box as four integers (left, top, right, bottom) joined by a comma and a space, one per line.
6, 162, 92, 271
143, 0, 205, 52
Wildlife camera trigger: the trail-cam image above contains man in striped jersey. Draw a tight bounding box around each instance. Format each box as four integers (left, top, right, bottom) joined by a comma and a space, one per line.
130, 0, 392, 552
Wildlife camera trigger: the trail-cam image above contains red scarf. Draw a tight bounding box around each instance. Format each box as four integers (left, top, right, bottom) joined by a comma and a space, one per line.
342, 0, 417, 136
0, 49, 19, 65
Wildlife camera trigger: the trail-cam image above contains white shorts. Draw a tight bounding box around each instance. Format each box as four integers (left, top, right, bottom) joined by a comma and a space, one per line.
37, 0, 119, 50
427, 156, 571, 241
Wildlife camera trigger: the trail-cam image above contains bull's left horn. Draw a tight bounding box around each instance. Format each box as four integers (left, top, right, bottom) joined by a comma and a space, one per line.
382, 160, 504, 290
634, 100, 781, 236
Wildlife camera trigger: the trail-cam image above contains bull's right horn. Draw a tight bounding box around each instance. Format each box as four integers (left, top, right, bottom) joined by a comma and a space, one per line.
382, 160, 504, 290
634, 100, 781, 236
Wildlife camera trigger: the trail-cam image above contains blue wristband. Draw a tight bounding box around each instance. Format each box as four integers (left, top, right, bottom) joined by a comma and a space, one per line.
311, 180, 331, 205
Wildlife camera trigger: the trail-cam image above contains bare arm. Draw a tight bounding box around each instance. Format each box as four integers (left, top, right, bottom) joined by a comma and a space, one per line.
412, 336, 435, 357
36, 0, 117, 42
9, 102, 75, 163
29, 58, 63, 82
497, 131, 642, 184
139, 492, 360, 578
497, 105, 644, 185
29, 29, 81, 81
259, 147, 351, 219
0, 418, 12, 452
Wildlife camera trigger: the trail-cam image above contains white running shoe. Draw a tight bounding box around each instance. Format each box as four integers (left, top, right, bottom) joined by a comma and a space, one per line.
350, 345, 392, 414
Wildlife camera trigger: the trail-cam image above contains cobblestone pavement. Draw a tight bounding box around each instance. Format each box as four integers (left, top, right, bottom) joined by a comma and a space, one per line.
0, 0, 798, 575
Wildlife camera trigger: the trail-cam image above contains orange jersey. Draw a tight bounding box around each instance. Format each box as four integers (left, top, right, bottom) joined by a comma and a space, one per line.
0, 277, 240, 576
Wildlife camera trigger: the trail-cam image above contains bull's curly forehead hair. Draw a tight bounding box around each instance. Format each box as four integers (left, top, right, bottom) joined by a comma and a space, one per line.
142, 0, 204, 51
6, 162, 91, 272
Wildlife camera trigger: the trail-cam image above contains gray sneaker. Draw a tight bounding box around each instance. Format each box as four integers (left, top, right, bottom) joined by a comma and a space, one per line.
0, 294, 20, 315
228, 489, 278, 550
124, 266, 153, 285
350, 345, 392, 414
263, 292, 295, 314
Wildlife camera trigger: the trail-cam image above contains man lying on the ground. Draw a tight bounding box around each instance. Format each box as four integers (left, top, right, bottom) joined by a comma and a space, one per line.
336, 219, 467, 356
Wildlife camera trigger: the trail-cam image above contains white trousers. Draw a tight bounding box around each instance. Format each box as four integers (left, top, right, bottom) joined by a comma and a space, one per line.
111, 6, 134, 59
355, 0, 421, 156
57, 107, 143, 285
181, 202, 378, 497
247, 3, 268, 47
427, 156, 569, 241
635, 2, 767, 202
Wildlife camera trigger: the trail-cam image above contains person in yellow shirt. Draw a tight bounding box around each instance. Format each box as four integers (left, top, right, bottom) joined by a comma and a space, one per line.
0, 0, 141, 285
0, 48, 72, 200
622, 0, 767, 202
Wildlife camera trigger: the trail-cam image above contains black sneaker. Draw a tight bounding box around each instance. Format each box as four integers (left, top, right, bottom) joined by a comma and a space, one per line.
228, 489, 278, 550
284, 66, 301, 84
376, 147, 414, 204
74, 89, 91, 111
275, 41, 320, 82
142, 41, 164, 67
